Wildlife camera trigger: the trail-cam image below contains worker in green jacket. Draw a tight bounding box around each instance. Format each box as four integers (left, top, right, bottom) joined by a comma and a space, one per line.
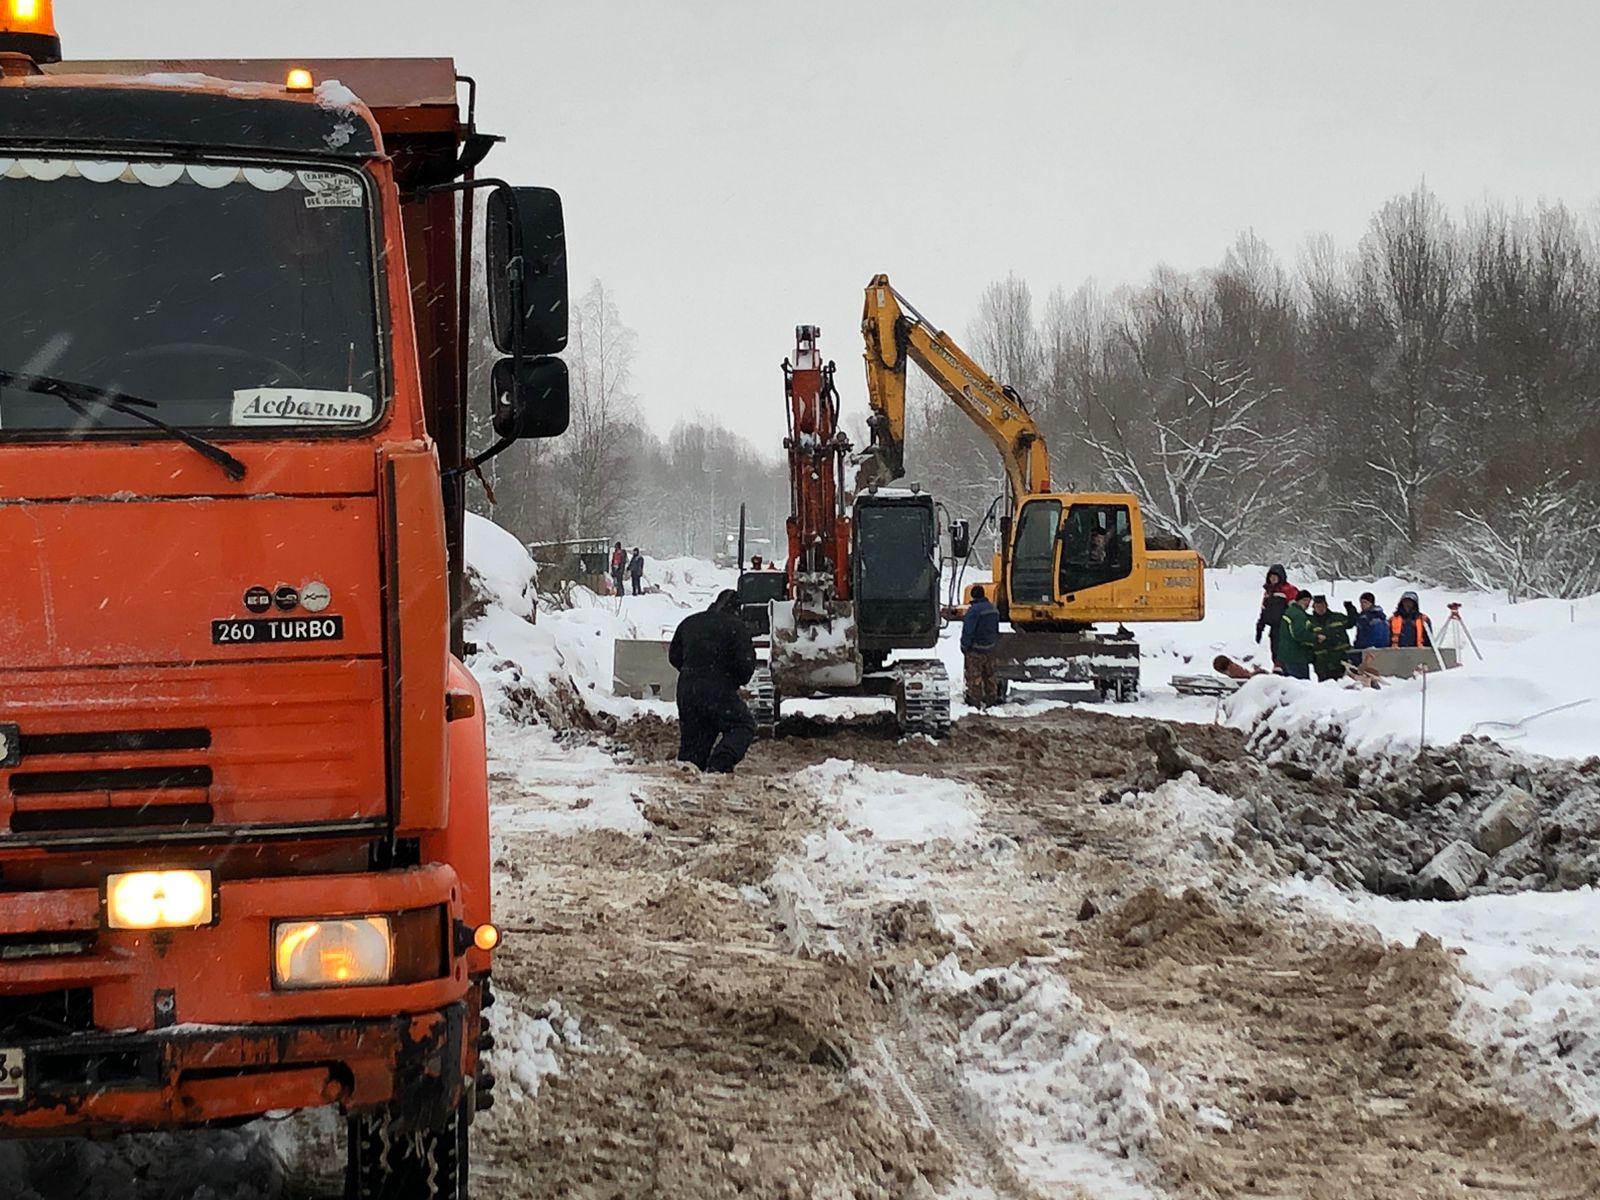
1308, 595, 1354, 681
1278, 591, 1317, 680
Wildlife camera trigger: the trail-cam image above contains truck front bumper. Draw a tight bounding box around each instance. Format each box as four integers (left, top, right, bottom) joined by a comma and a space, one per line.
0, 864, 483, 1136
0, 1001, 467, 1136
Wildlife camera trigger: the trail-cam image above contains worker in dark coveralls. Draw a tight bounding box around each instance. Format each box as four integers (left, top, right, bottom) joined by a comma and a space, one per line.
668, 589, 758, 773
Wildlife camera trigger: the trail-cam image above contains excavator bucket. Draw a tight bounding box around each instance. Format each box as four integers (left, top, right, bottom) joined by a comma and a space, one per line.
769, 599, 863, 692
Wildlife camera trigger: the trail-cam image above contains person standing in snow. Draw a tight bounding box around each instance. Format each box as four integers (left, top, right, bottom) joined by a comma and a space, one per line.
609, 541, 626, 597
1255, 564, 1300, 667
668, 589, 758, 773
1308, 595, 1354, 681
961, 585, 1002, 708
1390, 591, 1433, 648
1277, 590, 1318, 680
628, 548, 645, 596
1343, 592, 1391, 667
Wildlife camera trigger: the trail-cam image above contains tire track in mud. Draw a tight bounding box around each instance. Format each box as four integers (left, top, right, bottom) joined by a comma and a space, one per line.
478, 710, 1600, 1199
478, 763, 955, 1199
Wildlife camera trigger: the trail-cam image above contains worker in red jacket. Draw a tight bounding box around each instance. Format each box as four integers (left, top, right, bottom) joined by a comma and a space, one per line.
1255, 563, 1300, 667
1390, 591, 1433, 648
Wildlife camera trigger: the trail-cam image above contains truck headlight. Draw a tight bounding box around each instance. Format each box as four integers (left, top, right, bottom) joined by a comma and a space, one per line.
106, 870, 214, 930
273, 917, 392, 989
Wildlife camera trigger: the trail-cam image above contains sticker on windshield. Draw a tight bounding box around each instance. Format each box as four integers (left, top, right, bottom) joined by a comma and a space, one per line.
298, 170, 363, 209
232, 389, 374, 427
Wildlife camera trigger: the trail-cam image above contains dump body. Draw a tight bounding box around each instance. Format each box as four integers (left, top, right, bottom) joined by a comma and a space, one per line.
0, 57, 499, 1137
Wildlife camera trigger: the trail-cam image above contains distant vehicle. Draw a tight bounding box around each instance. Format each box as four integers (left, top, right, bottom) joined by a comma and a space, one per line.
714, 529, 774, 570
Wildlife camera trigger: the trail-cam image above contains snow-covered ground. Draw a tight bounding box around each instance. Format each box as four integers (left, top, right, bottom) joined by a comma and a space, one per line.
464, 515, 1600, 1196
469, 515, 1600, 762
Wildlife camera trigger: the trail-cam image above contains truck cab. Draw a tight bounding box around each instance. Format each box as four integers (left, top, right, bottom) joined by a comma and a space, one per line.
0, 12, 565, 1196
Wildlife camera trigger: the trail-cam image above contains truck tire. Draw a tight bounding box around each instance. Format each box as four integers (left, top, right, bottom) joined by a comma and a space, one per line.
346, 1099, 469, 1200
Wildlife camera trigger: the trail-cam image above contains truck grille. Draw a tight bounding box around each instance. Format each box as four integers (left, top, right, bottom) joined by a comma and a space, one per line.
0, 660, 390, 847
17, 728, 210, 756
5, 726, 214, 834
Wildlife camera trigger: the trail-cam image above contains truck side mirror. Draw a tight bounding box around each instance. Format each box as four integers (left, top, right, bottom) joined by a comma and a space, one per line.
949, 520, 971, 561
487, 186, 568, 357
492, 356, 569, 439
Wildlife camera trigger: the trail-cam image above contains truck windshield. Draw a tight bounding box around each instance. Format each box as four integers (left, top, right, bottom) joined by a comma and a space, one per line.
0, 157, 381, 435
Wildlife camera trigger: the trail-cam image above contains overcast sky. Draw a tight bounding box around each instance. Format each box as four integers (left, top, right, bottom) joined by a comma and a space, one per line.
69, 1, 1600, 446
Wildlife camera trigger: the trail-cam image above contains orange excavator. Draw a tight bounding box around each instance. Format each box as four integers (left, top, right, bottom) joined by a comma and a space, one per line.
741, 326, 952, 735
0, 5, 567, 1195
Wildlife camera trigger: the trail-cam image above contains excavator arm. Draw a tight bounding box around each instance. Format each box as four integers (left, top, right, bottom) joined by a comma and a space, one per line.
858, 273, 1051, 499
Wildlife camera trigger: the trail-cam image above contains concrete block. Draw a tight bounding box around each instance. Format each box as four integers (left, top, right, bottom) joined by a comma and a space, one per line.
1359, 647, 1460, 678
1415, 839, 1489, 901
613, 639, 677, 701
1473, 787, 1540, 857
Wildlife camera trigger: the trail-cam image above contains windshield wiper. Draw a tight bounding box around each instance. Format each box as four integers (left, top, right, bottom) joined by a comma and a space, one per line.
0, 369, 247, 482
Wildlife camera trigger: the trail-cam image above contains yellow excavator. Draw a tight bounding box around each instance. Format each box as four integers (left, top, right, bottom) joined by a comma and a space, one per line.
858, 274, 1205, 700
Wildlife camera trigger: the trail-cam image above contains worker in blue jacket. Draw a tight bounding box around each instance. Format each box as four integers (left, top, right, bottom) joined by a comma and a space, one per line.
1345, 592, 1392, 649
961, 585, 1002, 708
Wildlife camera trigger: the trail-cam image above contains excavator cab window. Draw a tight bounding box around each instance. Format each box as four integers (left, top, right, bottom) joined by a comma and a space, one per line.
1059, 504, 1133, 595
853, 498, 938, 639
1010, 498, 1061, 605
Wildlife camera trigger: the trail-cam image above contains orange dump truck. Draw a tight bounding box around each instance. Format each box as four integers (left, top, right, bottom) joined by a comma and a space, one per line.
0, 5, 568, 1195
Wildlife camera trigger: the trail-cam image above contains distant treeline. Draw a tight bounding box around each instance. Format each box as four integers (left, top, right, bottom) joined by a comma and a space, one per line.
474, 186, 1600, 599
468, 280, 789, 565
908, 184, 1600, 599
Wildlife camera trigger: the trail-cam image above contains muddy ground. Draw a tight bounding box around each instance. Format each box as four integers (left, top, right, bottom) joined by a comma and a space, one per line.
21, 708, 1598, 1198
471, 709, 1600, 1199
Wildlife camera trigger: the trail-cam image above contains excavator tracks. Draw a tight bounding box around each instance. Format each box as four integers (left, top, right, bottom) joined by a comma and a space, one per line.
748, 667, 780, 730
891, 660, 950, 738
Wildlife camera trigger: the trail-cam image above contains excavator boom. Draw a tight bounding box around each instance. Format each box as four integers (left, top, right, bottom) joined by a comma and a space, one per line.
856, 273, 1204, 703
860, 274, 1050, 499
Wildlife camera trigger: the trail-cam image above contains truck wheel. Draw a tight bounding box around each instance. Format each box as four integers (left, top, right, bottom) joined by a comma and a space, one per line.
346, 1099, 470, 1200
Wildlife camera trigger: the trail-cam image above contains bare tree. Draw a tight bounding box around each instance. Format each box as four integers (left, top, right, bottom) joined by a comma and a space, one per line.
563, 279, 638, 540
966, 273, 1044, 414
1425, 474, 1600, 600
1081, 362, 1292, 565
1352, 185, 1463, 552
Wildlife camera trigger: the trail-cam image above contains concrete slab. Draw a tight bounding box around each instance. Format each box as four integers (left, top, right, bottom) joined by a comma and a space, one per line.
1360, 647, 1459, 677
614, 639, 677, 701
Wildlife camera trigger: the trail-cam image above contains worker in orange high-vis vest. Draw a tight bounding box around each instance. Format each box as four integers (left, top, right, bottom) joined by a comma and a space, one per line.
1390, 591, 1433, 648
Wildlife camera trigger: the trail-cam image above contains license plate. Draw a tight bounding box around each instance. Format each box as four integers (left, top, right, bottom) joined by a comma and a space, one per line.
0, 1047, 25, 1103
211, 616, 345, 645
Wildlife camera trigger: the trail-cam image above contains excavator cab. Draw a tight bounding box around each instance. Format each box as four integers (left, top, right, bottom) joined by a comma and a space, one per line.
1000, 492, 1202, 626
851, 488, 942, 655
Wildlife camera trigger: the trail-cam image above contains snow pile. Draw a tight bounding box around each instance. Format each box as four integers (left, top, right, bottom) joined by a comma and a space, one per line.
465, 515, 591, 726
1222, 620, 1600, 762
488, 998, 583, 1101
918, 955, 1175, 1198
645, 555, 737, 609
1290, 881, 1600, 1127
938, 560, 1600, 760
464, 516, 745, 728
766, 761, 984, 957
795, 759, 982, 844
466, 513, 539, 621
